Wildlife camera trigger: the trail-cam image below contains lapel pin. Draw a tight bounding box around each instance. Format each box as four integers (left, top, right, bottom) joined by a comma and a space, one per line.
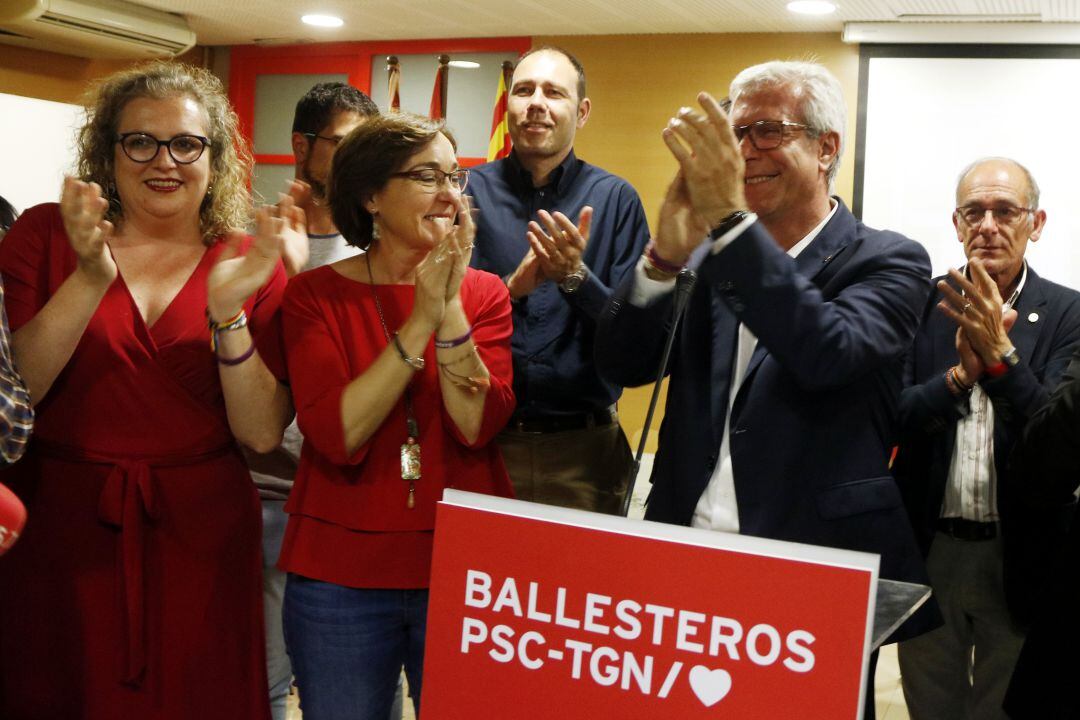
1028, 312, 1039, 323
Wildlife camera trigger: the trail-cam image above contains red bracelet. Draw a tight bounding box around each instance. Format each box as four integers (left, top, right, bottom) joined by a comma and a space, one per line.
645, 240, 684, 274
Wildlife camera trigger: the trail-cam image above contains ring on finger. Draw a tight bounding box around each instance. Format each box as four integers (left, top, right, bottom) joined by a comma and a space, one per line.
961, 302, 972, 314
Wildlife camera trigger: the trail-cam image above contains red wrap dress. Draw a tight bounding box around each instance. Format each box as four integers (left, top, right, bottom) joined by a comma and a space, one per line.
0, 203, 285, 720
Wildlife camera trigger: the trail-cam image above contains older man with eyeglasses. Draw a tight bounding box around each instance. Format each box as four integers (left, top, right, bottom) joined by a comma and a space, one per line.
596, 60, 937, 720
892, 156, 1080, 719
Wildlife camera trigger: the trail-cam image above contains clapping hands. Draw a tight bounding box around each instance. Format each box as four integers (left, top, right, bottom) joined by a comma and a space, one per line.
59, 176, 117, 284
207, 196, 304, 321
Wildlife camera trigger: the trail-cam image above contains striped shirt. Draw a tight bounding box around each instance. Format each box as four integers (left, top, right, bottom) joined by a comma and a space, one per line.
941, 264, 1027, 522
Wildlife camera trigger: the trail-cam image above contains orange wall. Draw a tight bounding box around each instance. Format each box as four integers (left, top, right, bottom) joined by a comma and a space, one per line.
536, 32, 859, 226
0, 44, 209, 104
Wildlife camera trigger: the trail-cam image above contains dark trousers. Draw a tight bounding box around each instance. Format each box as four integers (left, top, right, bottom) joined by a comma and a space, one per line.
498, 420, 633, 515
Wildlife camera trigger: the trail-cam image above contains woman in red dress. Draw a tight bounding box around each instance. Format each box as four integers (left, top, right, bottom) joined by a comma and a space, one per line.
0, 62, 297, 719
279, 113, 515, 719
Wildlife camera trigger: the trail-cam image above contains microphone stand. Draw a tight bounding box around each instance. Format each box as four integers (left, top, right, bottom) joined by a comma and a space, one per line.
620, 268, 698, 517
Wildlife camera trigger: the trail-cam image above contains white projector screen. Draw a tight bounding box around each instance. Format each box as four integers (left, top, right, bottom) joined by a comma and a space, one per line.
857, 50, 1080, 289
0, 93, 82, 218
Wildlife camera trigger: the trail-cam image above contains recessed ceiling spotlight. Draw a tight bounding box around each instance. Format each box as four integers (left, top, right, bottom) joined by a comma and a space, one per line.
787, 1, 836, 14
301, 14, 344, 27
448, 60, 480, 69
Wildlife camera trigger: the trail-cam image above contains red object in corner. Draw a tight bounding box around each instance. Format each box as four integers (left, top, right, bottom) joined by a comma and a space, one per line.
0, 483, 25, 556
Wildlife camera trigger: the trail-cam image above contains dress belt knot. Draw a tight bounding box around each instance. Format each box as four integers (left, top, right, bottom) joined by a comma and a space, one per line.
34, 439, 235, 687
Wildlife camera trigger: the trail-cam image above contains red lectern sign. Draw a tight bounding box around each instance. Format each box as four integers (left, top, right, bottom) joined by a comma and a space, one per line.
421, 491, 879, 719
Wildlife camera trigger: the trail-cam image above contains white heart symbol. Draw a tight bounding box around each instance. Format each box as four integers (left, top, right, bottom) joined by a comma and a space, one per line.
689, 665, 733, 707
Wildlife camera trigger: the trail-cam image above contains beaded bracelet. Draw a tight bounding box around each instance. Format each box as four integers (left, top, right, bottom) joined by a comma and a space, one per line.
207, 308, 248, 352
435, 327, 472, 350
945, 366, 972, 396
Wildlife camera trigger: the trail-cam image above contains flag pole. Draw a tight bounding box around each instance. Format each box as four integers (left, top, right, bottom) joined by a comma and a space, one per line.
386, 55, 401, 113
432, 54, 450, 119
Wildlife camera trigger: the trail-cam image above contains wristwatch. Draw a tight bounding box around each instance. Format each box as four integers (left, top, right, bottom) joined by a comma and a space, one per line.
709, 210, 752, 241
559, 265, 588, 294
984, 346, 1020, 378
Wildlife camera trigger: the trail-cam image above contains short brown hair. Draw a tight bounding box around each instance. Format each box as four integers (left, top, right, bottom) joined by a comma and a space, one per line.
76, 61, 252, 244
329, 112, 455, 249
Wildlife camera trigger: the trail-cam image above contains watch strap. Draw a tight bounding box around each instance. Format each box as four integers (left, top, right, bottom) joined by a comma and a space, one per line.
708, 210, 751, 241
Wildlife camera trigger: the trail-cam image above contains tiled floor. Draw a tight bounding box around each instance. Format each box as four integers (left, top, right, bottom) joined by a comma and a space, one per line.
876, 644, 911, 719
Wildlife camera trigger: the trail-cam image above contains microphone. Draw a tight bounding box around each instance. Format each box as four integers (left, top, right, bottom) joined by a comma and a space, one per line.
621, 268, 698, 517
672, 267, 698, 319
0, 482, 26, 556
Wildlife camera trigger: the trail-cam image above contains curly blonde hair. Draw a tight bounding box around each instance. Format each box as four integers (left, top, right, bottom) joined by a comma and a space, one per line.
76, 61, 252, 243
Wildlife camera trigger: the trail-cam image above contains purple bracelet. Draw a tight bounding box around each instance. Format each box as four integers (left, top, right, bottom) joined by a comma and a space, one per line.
217, 342, 256, 366
435, 327, 472, 349
645, 240, 684, 274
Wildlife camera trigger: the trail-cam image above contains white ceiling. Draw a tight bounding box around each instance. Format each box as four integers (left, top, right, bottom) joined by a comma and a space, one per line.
137, 0, 1080, 47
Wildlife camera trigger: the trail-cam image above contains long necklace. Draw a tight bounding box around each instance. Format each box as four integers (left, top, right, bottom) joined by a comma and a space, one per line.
366, 250, 420, 509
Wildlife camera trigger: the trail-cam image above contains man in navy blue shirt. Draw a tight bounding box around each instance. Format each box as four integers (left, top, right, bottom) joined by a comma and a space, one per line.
467, 46, 650, 514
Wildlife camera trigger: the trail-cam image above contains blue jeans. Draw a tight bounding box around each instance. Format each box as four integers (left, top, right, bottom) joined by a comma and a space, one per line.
283, 574, 427, 720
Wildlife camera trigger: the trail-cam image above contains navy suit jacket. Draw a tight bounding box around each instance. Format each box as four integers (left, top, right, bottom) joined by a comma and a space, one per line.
596, 202, 933, 604
893, 266, 1080, 623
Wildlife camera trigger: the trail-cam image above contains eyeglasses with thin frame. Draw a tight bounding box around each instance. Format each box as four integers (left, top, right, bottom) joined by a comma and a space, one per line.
731, 120, 809, 151
303, 132, 344, 146
955, 205, 1036, 226
389, 167, 469, 193
116, 132, 211, 164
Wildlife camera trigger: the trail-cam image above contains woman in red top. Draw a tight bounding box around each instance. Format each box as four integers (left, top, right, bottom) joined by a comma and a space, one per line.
280, 113, 514, 719
0, 62, 296, 719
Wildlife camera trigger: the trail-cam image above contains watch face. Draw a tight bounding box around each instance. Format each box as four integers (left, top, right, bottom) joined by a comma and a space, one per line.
560, 269, 586, 293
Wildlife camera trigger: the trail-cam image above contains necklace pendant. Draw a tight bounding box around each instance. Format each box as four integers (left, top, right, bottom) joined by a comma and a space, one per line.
407, 482, 416, 509
401, 439, 421, 480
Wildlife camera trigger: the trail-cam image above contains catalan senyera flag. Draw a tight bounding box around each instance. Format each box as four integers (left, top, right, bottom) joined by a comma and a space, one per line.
387, 56, 401, 113
429, 55, 449, 120
486, 62, 512, 161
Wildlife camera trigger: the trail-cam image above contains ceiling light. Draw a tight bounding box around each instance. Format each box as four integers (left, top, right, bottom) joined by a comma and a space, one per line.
448, 60, 480, 69
787, 1, 836, 15
301, 14, 344, 27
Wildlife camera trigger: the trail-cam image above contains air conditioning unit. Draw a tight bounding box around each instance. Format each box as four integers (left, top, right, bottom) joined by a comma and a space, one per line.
0, 0, 196, 59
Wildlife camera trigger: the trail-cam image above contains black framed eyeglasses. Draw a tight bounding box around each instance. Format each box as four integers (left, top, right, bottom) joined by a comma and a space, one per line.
389, 168, 469, 193
732, 120, 808, 151
116, 132, 211, 164
303, 132, 344, 146
955, 205, 1036, 226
